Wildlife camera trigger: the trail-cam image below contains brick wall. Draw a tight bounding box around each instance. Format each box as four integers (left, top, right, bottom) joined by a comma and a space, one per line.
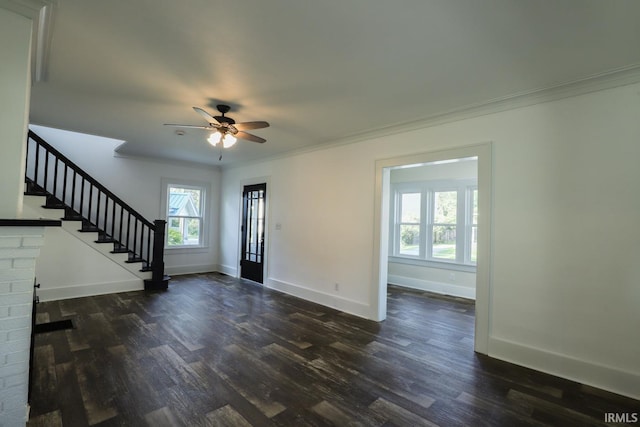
0, 227, 45, 427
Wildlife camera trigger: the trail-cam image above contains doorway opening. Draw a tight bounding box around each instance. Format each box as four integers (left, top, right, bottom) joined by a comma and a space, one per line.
387, 156, 478, 298
373, 143, 492, 354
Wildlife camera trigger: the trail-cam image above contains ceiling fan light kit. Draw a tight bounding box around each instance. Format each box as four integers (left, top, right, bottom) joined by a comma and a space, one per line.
165, 104, 269, 160
208, 130, 237, 148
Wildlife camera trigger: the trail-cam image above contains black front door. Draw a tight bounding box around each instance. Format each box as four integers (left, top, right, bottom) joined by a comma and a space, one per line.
240, 183, 266, 283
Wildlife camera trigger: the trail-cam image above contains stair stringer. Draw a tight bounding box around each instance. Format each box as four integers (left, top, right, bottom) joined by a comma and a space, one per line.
22, 195, 150, 301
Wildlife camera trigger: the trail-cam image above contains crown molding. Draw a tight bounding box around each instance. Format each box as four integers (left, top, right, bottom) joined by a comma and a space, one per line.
31, 1, 54, 82
0, 0, 49, 18
347, 62, 640, 143
223, 63, 640, 171
0, 0, 55, 83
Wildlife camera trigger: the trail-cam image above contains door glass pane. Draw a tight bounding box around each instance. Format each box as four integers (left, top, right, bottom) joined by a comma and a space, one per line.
401, 193, 421, 223
433, 225, 456, 259
399, 224, 420, 256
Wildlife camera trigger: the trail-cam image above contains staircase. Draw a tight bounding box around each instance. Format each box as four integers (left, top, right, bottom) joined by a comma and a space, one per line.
24, 130, 169, 291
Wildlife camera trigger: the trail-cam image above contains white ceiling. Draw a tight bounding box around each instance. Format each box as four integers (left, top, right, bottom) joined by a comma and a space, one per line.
28, 0, 640, 167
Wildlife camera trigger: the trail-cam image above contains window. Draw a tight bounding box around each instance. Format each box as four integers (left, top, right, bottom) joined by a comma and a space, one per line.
391, 180, 477, 267
164, 183, 205, 247
399, 192, 421, 256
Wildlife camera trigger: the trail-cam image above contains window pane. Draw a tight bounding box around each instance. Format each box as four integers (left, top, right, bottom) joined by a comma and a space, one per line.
433, 225, 456, 259
434, 191, 457, 224
472, 189, 478, 225
471, 225, 478, 263
167, 216, 184, 246
399, 224, 420, 255
166, 217, 201, 246
168, 186, 201, 216
185, 218, 201, 245
401, 193, 421, 223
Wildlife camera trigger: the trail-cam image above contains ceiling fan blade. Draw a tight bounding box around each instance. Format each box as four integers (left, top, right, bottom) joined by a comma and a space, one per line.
164, 123, 217, 130
233, 121, 270, 131
193, 107, 218, 124
236, 131, 266, 143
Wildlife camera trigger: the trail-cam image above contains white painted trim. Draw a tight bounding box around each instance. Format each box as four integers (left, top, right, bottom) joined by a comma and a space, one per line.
165, 264, 217, 276
112, 150, 223, 171
0, 0, 50, 19
22, 195, 151, 280
31, 2, 54, 82
388, 274, 475, 300
224, 64, 640, 171
216, 264, 238, 277
266, 278, 370, 320
373, 142, 493, 354
38, 279, 143, 301
489, 337, 640, 400
160, 177, 211, 249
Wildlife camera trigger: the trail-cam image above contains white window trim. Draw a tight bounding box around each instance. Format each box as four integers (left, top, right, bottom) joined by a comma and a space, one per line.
390, 179, 477, 271
160, 177, 210, 251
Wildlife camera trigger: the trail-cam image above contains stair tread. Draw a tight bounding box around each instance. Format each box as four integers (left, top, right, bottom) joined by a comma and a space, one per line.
24, 140, 164, 287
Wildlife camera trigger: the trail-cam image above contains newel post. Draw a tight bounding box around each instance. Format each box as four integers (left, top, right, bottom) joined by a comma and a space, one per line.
144, 219, 170, 291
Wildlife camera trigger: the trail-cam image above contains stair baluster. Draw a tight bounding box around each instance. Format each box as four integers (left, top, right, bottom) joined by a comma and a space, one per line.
24, 130, 169, 290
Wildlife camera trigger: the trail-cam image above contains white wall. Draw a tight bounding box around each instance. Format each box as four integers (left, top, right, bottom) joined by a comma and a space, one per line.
29, 125, 221, 275
220, 81, 640, 399
21, 195, 145, 300
389, 158, 476, 183
388, 159, 477, 299
0, 6, 38, 426
0, 8, 31, 218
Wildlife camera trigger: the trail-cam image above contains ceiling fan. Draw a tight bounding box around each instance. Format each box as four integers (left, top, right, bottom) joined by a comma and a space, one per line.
165, 105, 269, 156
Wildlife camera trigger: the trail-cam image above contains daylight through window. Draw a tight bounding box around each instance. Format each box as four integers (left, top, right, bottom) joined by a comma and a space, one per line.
392, 181, 477, 267
166, 184, 204, 247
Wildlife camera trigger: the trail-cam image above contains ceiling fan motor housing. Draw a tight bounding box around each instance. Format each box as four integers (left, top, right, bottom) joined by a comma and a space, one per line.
215, 104, 235, 125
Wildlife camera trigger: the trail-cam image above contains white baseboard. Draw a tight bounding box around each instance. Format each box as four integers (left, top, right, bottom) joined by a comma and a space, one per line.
388, 274, 476, 300
165, 264, 217, 276
489, 337, 640, 400
216, 264, 238, 277
38, 279, 144, 301
265, 278, 371, 319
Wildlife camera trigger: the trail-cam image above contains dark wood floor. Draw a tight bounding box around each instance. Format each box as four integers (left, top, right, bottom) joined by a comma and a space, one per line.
28, 273, 637, 426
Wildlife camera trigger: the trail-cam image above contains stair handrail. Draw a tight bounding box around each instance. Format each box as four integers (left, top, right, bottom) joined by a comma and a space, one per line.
27, 130, 154, 229
25, 129, 168, 290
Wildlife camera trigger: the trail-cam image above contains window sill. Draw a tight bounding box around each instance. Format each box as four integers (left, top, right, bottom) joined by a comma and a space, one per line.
164, 245, 210, 254
388, 255, 476, 273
